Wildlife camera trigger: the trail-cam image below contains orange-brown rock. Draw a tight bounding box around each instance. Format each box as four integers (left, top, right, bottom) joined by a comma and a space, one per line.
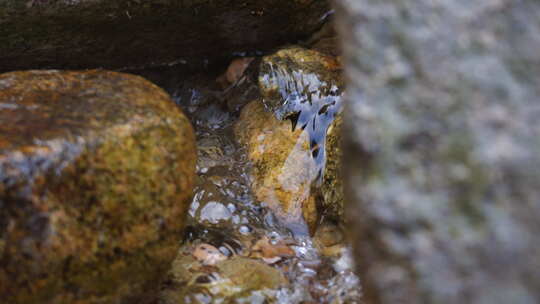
234, 46, 344, 234
235, 100, 319, 234
0, 70, 197, 304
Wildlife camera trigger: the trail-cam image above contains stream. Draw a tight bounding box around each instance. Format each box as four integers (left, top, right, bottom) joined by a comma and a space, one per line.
129, 32, 361, 303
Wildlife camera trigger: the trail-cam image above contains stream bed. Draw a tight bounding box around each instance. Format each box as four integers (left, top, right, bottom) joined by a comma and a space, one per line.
130, 31, 362, 303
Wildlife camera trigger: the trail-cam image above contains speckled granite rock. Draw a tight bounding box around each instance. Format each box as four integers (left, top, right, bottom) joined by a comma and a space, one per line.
0, 0, 330, 72
0, 70, 197, 304
335, 0, 540, 303
234, 47, 344, 234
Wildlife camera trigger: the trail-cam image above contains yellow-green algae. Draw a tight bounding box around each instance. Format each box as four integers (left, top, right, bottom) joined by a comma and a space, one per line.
0, 70, 196, 304
161, 245, 287, 303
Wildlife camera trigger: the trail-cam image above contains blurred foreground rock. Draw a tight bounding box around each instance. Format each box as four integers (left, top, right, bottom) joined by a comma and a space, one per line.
0, 0, 329, 72
335, 0, 540, 303
0, 70, 196, 303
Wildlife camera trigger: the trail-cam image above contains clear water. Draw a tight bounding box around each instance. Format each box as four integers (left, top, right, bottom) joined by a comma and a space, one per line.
131, 49, 361, 303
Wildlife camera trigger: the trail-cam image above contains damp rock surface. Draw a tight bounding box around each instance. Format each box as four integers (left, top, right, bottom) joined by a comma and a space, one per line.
0, 0, 330, 72
161, 244, 288, 303
0, 70, 197, 304
234, 46, 344, 233
320, 114, 343, 222
235, 100, 319, 233
335, 0, 540, 303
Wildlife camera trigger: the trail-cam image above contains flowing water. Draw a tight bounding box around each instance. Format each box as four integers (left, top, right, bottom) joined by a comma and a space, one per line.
130, 38, 361, 303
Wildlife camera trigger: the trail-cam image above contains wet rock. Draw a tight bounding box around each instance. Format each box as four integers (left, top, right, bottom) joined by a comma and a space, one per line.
192, 243, 227, 266
199, 201, 233, 224
258, 47, 343, 191
160, 244, 287, 303
234, 47, 344, 234
313, 222, 345, 258
217, 57, 256, 89
0, 70, 197, 304
196, 133, 234, 172
335, 0, 540, 303
258, 46, 342, 124
250, 235, 295, 264
217, 256, 288, 290
0, 0, 330, 72
320, 115, 343, 222
235, 100, 318, 234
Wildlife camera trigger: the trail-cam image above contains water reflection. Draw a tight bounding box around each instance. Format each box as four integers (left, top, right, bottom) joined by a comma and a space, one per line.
259, 47, 343, 183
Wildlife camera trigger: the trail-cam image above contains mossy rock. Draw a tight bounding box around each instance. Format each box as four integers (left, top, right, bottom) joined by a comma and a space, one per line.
0, 70, 197, 304
161, 244, 287, 303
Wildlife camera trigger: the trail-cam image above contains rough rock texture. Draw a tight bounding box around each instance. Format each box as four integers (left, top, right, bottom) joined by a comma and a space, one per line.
0, 70, 197, 304
0, 0, 329, 72
334, 0, 540, 303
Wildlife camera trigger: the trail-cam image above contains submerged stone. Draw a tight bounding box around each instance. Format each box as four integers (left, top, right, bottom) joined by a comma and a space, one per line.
336, 0, 540, 303
161, 244, 287, 303
320, 114, 343, 222
0, 70, 197, 304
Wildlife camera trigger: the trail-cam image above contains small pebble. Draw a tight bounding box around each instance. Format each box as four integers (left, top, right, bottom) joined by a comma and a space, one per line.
239, 225, 252, 235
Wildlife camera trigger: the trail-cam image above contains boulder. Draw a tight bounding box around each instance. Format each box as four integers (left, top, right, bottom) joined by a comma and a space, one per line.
335, 0, 540, 303
0, 0, 330, 72
0, 70, 197, 304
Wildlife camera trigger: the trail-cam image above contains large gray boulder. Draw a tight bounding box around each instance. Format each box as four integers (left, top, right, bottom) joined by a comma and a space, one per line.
334, 0, 540, 303
0, 0, 329, 72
